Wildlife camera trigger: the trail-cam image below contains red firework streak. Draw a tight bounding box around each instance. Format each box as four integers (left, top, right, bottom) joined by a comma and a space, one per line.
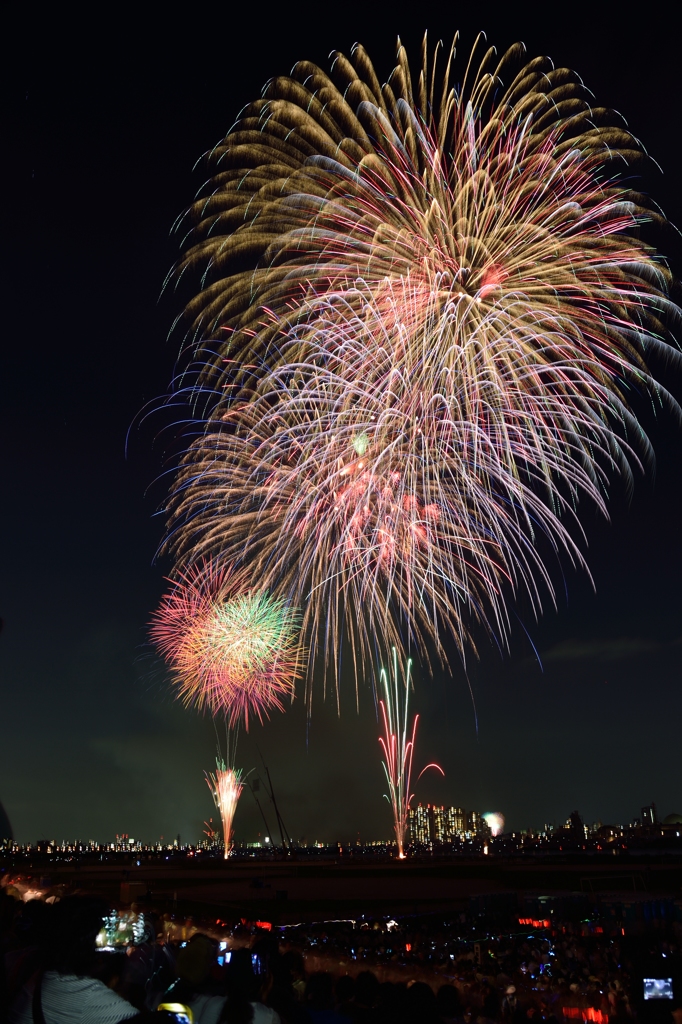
378, 649, 443, 858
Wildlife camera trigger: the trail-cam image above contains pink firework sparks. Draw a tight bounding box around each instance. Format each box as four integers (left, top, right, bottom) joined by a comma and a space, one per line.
205, 759, 244, 858
150, 561, 303, 727
378, 650, 443, 858
161, 34, 680, 690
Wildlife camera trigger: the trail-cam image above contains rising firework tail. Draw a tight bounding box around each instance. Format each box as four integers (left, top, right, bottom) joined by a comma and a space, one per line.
158, 33, 680, 691
379, 650, 416, 858
205, 759, 244, 859
378, 649, 443, 857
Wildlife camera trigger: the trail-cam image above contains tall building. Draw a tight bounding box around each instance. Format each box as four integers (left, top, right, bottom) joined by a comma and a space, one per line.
408, 804, 471, 844
447, 807, 466, 836
642, 803, 658, 827
432, 805, 446, 842
408, 804, 432, 844
467, 810, 482, 834
432, 806, 465, 842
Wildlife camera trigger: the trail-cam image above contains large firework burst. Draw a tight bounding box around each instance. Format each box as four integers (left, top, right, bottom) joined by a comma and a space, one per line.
150, 563, 302, 726
162, 33, 680, 682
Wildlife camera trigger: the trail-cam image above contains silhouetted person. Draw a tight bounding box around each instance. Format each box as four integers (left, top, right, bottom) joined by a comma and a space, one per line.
161, 934, 226, 1023
269, 949, 305, 1023
436, 984, 463, 1023
335, 976, 355, 1019
501, 984, 524, 1024
406, 981, 438, 1023
3, 897, 51, 1008
375, 981, 410, 1024
219, 948, 280, 1024
8, 896, 139, 1023
279, 950, 306, 1003
304, 971, 350, 1023
482, 982, 500, 1021
350, 971, 379, 1023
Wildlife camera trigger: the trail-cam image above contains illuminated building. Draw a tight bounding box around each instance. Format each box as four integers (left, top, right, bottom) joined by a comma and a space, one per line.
432, 805, 465, 842
467, 811, 482, 834
431, 805, 446, 842
408, 804, 470, 844
446, 806, 465, 837
408, 804, 432, 844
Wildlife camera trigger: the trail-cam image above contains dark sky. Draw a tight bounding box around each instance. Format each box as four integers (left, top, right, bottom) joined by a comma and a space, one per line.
2, 2, 681, 845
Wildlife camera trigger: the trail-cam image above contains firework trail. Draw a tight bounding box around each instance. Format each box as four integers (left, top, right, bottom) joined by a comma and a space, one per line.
150, 562, 302, 726
378, 650, 443, 857
160, 33, 680, 686
206, 758, 244, 858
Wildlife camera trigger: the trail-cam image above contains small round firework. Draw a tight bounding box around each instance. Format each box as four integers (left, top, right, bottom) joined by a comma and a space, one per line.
151, 563, 302, 726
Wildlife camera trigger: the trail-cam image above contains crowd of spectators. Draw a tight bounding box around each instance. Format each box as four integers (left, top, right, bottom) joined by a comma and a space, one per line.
281, 917, 647, 1021
280, 917, 643, 1015
1, 887, 679, 1023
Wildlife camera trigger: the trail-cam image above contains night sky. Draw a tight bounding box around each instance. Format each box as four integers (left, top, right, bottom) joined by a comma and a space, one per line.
2, 3, 681, 846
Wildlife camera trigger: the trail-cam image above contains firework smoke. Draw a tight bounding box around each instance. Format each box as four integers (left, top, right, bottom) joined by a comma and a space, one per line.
483, 811, 505, 837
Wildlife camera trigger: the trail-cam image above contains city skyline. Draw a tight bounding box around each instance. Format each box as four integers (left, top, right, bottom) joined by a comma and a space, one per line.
7, 800, 682, 851
2, 3, 681, 845
5, 783, 682, 850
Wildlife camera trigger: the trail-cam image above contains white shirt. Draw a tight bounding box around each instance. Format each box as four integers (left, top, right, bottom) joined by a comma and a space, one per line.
9, 971, 139, 1024
250, 1004, 281, 1024
187, 993, 226, 1024
158, 996, 278, 1024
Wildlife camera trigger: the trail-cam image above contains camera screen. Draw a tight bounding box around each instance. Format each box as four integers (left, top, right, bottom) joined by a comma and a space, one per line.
643, 978, 673, 1001
96, 910, 145, 950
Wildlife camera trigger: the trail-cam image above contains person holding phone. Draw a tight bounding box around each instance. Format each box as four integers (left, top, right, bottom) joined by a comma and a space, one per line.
159, 935, 226, 1024
8, 897, 139, 1023
219, 949, 280, 1024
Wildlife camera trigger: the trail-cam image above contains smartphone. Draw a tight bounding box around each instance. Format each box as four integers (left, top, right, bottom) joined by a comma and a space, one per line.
252, 953, 263, 974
